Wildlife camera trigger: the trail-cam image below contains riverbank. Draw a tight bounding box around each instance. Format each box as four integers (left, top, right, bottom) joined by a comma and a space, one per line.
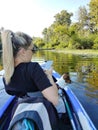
53, 49, 98, 56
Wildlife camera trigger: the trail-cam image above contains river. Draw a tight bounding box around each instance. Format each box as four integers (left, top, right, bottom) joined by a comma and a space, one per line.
0, 50, 98, 129
33, 50, 98, 129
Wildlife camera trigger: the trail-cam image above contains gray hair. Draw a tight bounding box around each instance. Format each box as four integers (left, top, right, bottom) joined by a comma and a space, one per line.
1, 30, 33, 84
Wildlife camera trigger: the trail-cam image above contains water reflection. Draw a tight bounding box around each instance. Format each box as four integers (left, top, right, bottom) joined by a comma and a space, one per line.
76, 62, 98, 89
1, 51, 98, 89
0, 50, 98, 88
34, 51, 98, 128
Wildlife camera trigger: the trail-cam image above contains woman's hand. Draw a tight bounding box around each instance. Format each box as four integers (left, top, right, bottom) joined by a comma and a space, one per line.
44, 67, 53, 77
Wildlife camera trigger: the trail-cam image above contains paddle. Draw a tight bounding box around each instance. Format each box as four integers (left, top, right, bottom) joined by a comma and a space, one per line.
59, 88, 77, 130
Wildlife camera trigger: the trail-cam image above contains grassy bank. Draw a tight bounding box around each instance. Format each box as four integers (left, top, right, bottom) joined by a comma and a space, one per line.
53, 49, 98, 56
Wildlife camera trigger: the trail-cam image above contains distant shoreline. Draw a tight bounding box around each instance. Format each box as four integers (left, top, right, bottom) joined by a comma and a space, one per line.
1, 49, 98, 56
52, 49, 98, 56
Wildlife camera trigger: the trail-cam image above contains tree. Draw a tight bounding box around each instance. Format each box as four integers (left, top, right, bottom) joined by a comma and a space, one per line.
77, 6, 89, 29
54, 10, 73, 26
41, 7, 96, 49
33, 37, 45, 48
42, 10, 73, 48
89, 0, 98, 32
0, 33, 2, 50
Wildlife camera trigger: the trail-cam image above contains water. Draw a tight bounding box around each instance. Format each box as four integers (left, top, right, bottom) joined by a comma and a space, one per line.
0, 51, 98, 129
32, 51, 98, 129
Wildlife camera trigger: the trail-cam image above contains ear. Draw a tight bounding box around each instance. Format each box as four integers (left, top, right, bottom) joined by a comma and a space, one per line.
18, 48, 26, 55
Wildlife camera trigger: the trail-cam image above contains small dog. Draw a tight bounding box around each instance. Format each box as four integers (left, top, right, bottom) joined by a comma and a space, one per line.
63, 72, 71, 84
56, 72, 71, 89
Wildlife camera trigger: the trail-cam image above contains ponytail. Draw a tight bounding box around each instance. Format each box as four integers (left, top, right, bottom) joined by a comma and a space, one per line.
1, 30, 14, 84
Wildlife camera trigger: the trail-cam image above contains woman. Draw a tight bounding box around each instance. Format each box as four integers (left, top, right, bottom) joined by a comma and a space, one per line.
1, 30, 62, 108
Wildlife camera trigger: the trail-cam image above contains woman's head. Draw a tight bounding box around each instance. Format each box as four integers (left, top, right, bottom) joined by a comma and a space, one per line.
1, 30, 33, 84
2, 30, 33, 57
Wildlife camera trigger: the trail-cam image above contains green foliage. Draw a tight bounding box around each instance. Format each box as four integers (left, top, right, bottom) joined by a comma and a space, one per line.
93, 37, 98, 49
89, 0, 98, 31
35, 4, 98, 50
54, 10, 73, 26
0, 33, 2, 50
33, 37, 45, 48
77, 6, 89, 27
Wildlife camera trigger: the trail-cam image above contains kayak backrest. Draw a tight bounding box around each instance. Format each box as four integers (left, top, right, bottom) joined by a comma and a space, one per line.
8, 97, 59, 130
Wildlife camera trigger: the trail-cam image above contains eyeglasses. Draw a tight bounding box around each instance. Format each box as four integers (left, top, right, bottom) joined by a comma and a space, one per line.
27, 47, 36, 53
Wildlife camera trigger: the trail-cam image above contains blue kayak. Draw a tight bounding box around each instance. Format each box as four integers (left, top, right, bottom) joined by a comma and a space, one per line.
0, 61, 97, 130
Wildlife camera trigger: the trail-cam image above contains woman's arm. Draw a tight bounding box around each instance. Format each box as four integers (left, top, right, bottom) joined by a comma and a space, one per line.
42, 68, 59, 106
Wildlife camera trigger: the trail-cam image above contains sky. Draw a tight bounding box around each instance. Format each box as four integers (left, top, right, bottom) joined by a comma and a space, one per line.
0, 0, 90, 37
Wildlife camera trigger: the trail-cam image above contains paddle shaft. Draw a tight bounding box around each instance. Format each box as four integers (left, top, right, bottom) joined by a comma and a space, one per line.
59, 89, 77, 130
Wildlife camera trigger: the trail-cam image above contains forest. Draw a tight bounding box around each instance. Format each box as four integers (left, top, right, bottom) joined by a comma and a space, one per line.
33, 0, 98, 50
